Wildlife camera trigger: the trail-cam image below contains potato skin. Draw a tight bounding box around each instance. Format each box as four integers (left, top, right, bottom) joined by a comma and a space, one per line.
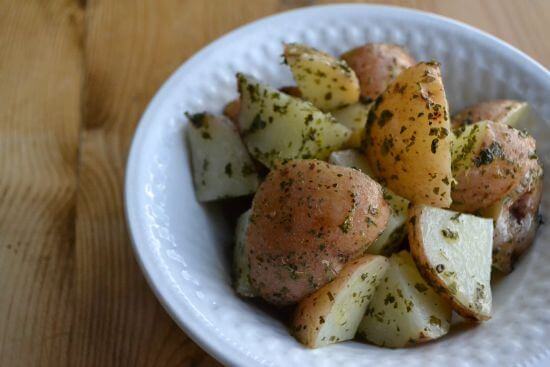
341, 44, 415, 102
481, 163, 543, 273
365, 61, 453, 207
452, 121, 538, 212
247, 160, 390, 305
451, 100, 527, 129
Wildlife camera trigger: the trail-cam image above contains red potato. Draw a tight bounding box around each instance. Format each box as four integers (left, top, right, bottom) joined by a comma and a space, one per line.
341, 44, 416, 102
247, 160, 390, 305
480, 163, 543, 273
451, 120, 538, 212
451, 100, 529, 129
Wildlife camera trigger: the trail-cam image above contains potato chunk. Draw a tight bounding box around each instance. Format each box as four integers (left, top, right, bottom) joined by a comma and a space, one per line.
357, 251, 451, 347
186, 113, 259, 201
331, 103, 372, 148
328, 150, 409, 255
247, 160, 390, 305
341, 43, 415, 102
408, 205, 493, 320
365, 62, 453, 207
451, 100, 529, 129
451, 120, 538, 212
293, 255, 388, 348
233, 209, 255, 297
284, 43, 360, 110
237, 74, 350, 168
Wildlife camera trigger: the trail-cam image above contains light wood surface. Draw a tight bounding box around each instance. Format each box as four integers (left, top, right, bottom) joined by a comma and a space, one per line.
0, 1, 548, 366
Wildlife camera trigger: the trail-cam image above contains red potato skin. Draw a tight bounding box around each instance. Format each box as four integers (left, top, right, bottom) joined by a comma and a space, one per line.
452, 121, 538, 213
341, 44, 415, 102
451, 100, 524, 128
247, 160, 390, 305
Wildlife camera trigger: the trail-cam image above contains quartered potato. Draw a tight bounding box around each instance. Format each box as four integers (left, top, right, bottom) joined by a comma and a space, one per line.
341, 43, 416, 102
479, 163, 543, 273
328, 150, 409, 255
451, 120, 539, 212
223, 86, 302, 124
284, 43, 360, 110
357, 251, 451, 348
331, 102, 372, 148
186, 113, 260, 201
247, 160, 390, 305
233, 209, 255, 297
365, 62, 453, 207
451, 100, 529, 129
237, 73, 350, 168
408, 205, 493, 321
293, 255, 388, 348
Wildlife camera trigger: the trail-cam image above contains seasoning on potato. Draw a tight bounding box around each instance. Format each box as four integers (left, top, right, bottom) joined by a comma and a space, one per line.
247, 159, 390, 305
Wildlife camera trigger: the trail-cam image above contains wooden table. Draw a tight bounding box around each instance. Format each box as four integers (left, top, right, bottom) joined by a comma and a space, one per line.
1, 1, 548, 366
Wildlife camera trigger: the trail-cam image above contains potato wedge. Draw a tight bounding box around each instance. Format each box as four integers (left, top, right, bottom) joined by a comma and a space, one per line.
451, 120, 538, 212
328, 150, 409, 255
247, 160, 390, 305
365, 62, 453, 207
341, 43, 415, 102
451, 100, 529, 129
223, 86, 302, 124
293, 255, 388, 348
357, 251, 451, 348
284, 43, 360, 110
186, 113, 259, 201
331, 103, 372, 148
233, 209, 255, 297
479, 163, 543, 273
408, 205, 493, 320
237, 74, 350, 168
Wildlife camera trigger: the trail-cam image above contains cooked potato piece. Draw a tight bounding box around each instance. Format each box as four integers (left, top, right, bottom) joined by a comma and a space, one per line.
237, 74, 350, 169
331, 103, 372, 148
357, 251, 451, 348
233, 209, 255, 297
451, 100, 529, 129
186, 113, 259, 201
247, 160, 390, 305
479, 164, 543, 273
328, 150, 409, 255
293, 255, 388, 348
451, 120, 538, 212
365, 62, 453, 207
328, 149, 374, 176
368, 191, 409, 256
408, 205, 493, 320
284, 43, 360, 110
341, 44, 415, 102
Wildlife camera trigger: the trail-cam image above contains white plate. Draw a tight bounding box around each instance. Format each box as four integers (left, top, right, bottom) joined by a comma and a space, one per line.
125, 4, 550, 367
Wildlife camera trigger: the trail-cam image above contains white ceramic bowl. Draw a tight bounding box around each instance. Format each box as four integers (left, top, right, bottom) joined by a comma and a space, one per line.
125, 4, 550, 367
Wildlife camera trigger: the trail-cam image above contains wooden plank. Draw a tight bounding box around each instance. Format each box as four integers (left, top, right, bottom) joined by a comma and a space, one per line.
0, 1, 84, 366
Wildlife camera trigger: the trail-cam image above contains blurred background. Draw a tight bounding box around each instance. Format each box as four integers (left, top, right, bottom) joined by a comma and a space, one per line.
0, 1, 548, 366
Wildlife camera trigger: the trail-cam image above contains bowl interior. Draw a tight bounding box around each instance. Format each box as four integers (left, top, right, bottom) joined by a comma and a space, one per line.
126, 5, 550, 367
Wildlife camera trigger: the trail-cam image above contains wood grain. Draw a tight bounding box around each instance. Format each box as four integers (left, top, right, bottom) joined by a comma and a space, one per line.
0, 1, 548, 366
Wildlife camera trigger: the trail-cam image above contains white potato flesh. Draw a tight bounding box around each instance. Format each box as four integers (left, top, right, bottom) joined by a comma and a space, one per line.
293, 255, 388, 348
186, 113, 259, 201
233, 209, 255, 297
284, 43, 360, 111
368, 191, 409, 256
331, 103, 372, 148
237, 74, 350, 168
357, 251, 451, 348
328, 149, 409, 255
408, 205, 493, 320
